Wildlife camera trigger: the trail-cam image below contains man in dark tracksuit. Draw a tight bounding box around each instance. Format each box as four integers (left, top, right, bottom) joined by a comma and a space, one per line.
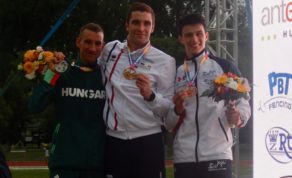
28, 23, 106, 178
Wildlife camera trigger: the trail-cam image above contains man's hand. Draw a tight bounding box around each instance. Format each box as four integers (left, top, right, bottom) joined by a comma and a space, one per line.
54, 52, 65, 63
226, 107, 241, 127
173, 91, 188, 115
136, 74, 153, 101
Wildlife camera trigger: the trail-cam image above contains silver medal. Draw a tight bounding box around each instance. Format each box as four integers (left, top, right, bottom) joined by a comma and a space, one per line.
55, 60, 68, 73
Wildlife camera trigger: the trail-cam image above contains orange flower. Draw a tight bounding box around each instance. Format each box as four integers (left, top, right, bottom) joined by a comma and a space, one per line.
214, 74, 228, 85
43, 51, 55, 62
237, 83, 248, 93
24, 50, 38, 62
23, 61, 36, 74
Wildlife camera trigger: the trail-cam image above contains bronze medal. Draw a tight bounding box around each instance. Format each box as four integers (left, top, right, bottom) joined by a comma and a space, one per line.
182, 53, 208, 97
123, 67, 137, 80
185, 86, 197, 97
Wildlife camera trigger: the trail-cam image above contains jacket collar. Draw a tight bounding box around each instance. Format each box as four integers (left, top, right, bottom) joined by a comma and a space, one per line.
186, 49, 207, 63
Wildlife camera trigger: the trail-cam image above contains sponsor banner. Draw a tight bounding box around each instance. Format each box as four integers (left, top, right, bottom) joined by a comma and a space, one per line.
253, 0, 292, 177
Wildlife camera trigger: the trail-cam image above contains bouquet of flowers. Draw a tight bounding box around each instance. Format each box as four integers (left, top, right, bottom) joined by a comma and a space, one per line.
201, 72, 251, 106
17, 46, 67, 80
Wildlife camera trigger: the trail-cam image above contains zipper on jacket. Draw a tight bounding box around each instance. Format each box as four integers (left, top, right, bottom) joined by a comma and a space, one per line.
105, 98, 110, 129
218, 117, 229, 142
194, 60, 200, 162
103, 42, 118, 86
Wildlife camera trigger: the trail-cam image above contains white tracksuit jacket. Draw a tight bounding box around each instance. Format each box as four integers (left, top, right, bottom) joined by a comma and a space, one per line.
165, 50, 251, 163
99, 40, 176, 140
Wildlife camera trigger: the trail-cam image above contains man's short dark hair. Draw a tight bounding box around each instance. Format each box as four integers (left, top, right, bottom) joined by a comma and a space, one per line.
178, 14, 207, 36
126, 2, 155, 25
79, 23, 104, 36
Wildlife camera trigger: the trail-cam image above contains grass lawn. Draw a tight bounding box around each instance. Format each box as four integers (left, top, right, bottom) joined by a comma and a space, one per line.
11, 168, 174, 178
166, 167, 174, 178
5, 149, 45, 161
10, 166, 251, 178
11, 169, 49, 178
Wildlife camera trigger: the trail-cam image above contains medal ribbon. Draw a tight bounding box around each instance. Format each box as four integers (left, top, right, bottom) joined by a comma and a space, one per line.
127, 43, 151, 68
71, 61, 93, 72
183, 52, 208, 86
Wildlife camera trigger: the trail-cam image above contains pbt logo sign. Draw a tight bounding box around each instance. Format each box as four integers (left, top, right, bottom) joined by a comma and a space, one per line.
265, 127, 292, 163
258, 72, 292, 112
269, 72, 292, 96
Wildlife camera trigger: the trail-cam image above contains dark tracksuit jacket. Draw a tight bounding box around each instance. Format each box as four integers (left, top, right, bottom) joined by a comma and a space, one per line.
28, 64, 105, 171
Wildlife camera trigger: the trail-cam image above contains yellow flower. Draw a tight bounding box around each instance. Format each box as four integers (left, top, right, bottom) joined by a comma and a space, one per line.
17, 63, 23, 70
214, 74, 228, 85
23, 61, 36, 74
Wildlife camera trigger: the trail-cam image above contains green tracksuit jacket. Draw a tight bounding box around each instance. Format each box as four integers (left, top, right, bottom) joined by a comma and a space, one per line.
28, 64, 105, 171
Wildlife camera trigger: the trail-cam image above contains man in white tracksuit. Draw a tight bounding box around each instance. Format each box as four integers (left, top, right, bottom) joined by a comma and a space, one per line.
165, 14, 251, 178
99, 2, 176, 178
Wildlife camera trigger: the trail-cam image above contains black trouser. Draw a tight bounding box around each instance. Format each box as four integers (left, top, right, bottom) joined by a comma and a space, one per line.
105, 133, 166, 178
174, 159, 232, 178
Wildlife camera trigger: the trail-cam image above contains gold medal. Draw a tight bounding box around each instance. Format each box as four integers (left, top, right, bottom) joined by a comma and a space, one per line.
123, 67, 137, 80
184, 86, 197, 97
125, 44, 150, 80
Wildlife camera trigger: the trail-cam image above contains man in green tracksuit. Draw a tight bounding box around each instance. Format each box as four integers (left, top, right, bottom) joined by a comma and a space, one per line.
28, 23, 106, 178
